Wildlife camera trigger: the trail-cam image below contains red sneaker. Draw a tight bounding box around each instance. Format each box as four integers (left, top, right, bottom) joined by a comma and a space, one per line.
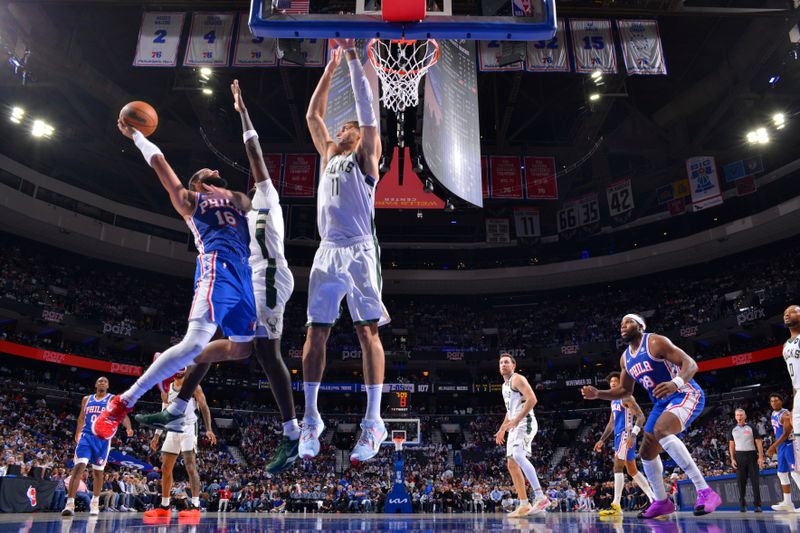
144, 506, 171, 518
92, 395, 133, 439
178, 507, 201, 518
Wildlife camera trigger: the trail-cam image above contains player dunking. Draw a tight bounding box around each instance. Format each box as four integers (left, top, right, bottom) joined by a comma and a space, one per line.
781, 305, 800, 465
137, 81, 301, 473
594, 371, 655, 516
62, 377, 133, 516
144, 369, 215, 518
93, 118, 257, 438
581, 314, 721, 519
767, 393, 800, 511
495, 353, 549, 517
301, 39, 390, 463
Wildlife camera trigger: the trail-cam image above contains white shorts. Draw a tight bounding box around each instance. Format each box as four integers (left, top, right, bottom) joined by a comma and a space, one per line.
506, 414, 537, 458
251, 260, 294, 340
161, 427, 197, 455
307, 237, 390, 327
793, 392, 800, 434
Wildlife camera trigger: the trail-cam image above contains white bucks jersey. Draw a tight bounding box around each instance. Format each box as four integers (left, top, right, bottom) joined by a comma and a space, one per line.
168, 383, 197, 427
784, 336, 800, 389
318, 152, 377, 243
248, 180, 287, 266
502, 373, 526, 419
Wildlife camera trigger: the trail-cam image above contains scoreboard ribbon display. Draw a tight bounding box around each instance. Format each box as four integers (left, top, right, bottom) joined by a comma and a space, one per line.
569, 19, 617, 74
184, 12, 235, 67
133, 12, 185, 67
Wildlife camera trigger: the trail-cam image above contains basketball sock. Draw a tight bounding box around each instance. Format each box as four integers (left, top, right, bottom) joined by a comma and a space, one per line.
191, 497, 200, 507
303, 382, 321, 421
613, 473, 624, 506
365, 384, 383, 421
784, 492, 793, 505
122, 324, 216, 405
632, 471, 656, 502
791, 472, 800, 492
161, 497, 170, 507
512, 450, 542, 498
642, 456, 668, 501
91, 495, 99, 504
66, 497, 75, 506
167, 398, 188, 417
283, 418, 301, 440
659, 435, 709, 491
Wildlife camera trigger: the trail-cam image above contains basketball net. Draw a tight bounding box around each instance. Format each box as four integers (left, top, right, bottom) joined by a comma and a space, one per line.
392, 435, 406, 452
367, 38, 440, 113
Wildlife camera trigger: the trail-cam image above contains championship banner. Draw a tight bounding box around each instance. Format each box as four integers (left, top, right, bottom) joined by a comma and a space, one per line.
183, 12, 235, 67
524, 156, 558, 199
478, 40, 524, 72
0, 340, 142, 376
686, 156, 723, 211
489, 156, 523, 199
264, 153, 283, 185
133, 12, 185, 67
736, 175, 758, 196
282, 154, 317, 197
526, 20, 569, 73
107, 451, 154, 472
569, 19, 617, 74
233, 13, 277, 67
606, 179, 634, 216
616, 19, 667, 76
481, 156, 490, 199
281, 38, 327, 67
513, 207, 541, 238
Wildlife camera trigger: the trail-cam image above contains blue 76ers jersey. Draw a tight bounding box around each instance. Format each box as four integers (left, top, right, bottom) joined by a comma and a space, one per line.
624, 333, 702, 402
187, 192, 250, 261
773, 408, 793, 447
612, 400, 632, 436
84, 394, 113, 439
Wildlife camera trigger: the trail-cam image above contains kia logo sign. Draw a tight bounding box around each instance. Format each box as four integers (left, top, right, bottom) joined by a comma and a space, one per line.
388, 498, 408, 504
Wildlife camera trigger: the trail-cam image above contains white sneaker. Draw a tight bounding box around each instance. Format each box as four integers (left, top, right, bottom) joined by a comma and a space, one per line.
90, 501, 100, 515
299, 417, 325, 459
773, 501, 796, 512
528, 495, 550, 515
349, 419, 388, 463
119, 505, 128, 512
508, 502, 533, 518
61, 503, 75, 517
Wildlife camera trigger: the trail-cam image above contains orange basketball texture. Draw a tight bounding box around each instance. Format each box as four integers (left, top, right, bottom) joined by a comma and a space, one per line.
120, 101, 158, 137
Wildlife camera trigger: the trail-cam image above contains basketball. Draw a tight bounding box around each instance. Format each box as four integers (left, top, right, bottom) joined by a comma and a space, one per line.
119, 101, 158, 137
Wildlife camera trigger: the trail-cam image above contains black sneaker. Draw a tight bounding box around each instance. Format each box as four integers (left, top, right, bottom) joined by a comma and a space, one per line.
266, 436, 300, 474
135, 408, 185, 432
739, 505, 746, 512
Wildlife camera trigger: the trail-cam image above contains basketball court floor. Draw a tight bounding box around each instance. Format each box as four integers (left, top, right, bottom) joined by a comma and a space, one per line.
2, 512, 798, 532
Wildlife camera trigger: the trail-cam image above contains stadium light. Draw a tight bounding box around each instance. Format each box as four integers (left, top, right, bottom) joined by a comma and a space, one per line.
31, 119, 54, 138
10, 106, 24, 123
202, 88, 213, 95
591, 70, 602, 80
756, 127, 769, 144
199, 67, 212, 79
589, 93, 600, 101
773, 113, 786, 129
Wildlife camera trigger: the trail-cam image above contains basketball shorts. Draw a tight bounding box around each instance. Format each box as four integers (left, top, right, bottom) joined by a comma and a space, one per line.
162, 426, 198, 455
644, 386, 705, 434
614, 431, 636, 462
251, 259, 294, 340
74, 433, 111, 470
306, 236, 390, 327
793, 393, 800, 438
506, 414, 537, 459
188, 251, 256, 341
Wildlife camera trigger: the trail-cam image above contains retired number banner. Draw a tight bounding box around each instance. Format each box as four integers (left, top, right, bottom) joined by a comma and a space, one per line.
526, 20, 569, 73
686, 156, 723, 211
514, 207, 541, 238
478, 40, 525, 72
184, 12, 235, 67
570, 19, 617, 74
489, 156, 523, 199
133, 12, 185, 67
617, 19, 667, 76
233, 13, 277, 67
282, 154, 317, 198
524, 156, 558, 199
557, 201, 579, 233
606, 179, 634, 216
577, 193, 600, 226
281, 38, 327, 68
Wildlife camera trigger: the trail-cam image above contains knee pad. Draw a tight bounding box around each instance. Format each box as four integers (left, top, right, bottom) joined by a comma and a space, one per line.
778, 472, 790, 485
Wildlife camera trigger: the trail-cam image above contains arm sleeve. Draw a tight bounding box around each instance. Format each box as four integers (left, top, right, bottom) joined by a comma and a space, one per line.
348, 57, 378, 128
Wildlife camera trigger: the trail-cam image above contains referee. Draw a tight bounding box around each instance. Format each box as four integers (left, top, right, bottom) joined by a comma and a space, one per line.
728, 408, 764, 512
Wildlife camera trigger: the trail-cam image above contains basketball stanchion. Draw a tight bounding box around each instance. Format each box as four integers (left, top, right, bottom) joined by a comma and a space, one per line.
384, 432, 412, 513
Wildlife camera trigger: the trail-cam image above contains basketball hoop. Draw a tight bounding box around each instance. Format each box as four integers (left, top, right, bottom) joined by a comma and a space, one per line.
392, 435, 406, 452
367, 38, 440, 113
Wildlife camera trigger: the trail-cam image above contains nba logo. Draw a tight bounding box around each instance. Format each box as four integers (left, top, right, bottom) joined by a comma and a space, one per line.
512, 0, 532, 16
26, 486, 37, 507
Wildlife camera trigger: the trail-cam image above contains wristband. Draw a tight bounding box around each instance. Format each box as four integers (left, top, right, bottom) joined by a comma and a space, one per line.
243, 130, 258, 144
631, 426, 641, 436
671, 377, 685, 389
154, 429, 163, 436
132, 130, 163, 167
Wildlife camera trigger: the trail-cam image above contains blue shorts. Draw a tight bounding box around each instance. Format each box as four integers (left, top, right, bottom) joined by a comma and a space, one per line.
188, 252, 256, 339
644, 387, 705, 434
614, 432, 636, 462
778, 443, 796, 473
74, 433, 111, 470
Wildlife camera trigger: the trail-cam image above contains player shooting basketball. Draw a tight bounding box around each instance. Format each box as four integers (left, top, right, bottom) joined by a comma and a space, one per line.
301, 39, 391, 463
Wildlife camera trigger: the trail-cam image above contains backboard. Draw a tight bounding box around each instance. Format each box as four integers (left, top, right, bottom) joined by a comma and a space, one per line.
249, 0, 557, 41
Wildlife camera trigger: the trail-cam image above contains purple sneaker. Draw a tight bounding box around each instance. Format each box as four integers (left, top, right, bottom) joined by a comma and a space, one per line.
637, 499, 676, 519
694, 487, 722, 516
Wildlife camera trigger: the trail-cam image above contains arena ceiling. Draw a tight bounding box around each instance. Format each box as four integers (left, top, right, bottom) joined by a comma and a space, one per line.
0, 0, 799, 240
